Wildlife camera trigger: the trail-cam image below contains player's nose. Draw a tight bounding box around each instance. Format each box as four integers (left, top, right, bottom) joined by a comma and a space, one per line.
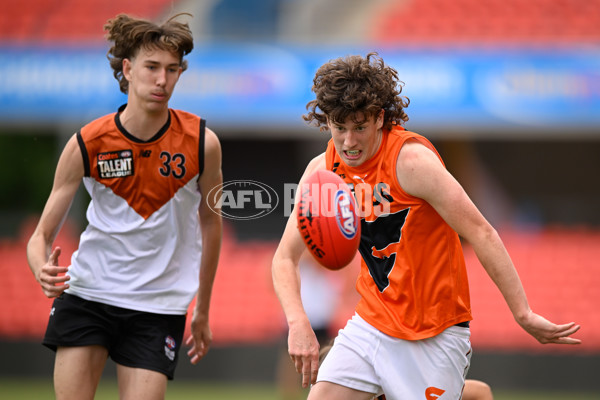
344, 132, 358, 148
156, 68, 167, 86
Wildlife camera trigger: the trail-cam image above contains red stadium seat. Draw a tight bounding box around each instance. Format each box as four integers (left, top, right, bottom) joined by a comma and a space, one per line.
369, 0, 600, 47
0, 0, 175, 42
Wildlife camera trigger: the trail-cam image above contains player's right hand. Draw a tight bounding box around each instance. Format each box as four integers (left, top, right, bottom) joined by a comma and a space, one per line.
288, 320, 320, 388
38, 247, 70, 298
517, 310, 581, 345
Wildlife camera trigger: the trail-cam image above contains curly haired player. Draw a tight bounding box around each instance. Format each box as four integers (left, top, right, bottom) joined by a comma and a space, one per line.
271, 52, 580, 399
26, 13, 222, 400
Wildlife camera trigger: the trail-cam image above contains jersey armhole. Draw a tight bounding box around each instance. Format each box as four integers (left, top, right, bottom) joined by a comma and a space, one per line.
76, 130, 90, 177
198, 118, 206, 177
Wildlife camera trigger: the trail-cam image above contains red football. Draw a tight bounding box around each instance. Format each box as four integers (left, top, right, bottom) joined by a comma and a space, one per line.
296, 170, 361, 270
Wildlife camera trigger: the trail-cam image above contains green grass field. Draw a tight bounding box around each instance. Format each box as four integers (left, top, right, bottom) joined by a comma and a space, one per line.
0, 379, 598, 400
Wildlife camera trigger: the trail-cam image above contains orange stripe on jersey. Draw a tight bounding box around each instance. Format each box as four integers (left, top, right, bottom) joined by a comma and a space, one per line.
326, 126, 472, 340
77, 108, 203, 220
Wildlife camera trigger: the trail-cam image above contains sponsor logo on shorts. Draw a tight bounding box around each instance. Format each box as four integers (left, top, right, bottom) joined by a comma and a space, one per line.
425, 386, 446, 399
97, 150, 134, 179
164, 335, 176, 361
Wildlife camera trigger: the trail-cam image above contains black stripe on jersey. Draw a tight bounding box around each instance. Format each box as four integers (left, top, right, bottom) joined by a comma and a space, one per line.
76, 130, 90, 177
199, 118, 206, 177
113, 104, 171, 143
145, 110, 171, 142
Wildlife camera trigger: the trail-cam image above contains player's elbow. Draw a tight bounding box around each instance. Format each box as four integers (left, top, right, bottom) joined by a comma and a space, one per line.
461, 218, 499, 249
271, 248, 298, 285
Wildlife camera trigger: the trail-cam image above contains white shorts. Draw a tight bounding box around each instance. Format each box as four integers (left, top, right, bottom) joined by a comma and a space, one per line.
317, 314, 472, 399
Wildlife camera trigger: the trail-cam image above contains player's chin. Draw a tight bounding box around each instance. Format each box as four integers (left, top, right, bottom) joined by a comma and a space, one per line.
343, 158, 363, 167
342, 152, 363, 165
143, 103, 167, 115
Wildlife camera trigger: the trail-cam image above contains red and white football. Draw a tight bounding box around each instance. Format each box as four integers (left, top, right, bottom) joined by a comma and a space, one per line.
296, 169, 361, 270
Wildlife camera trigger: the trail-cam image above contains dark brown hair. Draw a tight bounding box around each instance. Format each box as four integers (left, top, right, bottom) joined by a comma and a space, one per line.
104, 13, 194, 94
303, 52, 409, 131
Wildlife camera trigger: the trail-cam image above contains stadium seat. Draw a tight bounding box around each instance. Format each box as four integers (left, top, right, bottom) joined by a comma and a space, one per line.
0, 0, 176, 42
369, 0, 600, 46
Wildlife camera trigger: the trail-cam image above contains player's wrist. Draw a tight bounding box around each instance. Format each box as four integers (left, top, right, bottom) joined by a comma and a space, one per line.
287, 314, 311, 329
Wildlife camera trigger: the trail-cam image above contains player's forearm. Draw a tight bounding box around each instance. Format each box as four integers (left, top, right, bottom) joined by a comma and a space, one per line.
272, 257, 310, 328
26, 231, 51, 279
471, 228, 531, 322
195, 215, 222, 316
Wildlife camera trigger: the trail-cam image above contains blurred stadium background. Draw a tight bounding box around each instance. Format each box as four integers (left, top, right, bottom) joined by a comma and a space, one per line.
1, 0, 599, 397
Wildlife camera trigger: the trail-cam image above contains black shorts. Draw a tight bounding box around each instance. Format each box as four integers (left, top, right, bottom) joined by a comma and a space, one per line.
43, 293, 186, 380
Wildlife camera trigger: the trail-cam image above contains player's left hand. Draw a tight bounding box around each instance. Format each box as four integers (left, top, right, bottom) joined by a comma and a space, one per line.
518, 310, 581, 345
186, 312, 212, 364
38, 246, 71, 298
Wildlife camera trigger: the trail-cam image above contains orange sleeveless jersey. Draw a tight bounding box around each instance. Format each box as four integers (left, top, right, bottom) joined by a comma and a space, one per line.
78, 107, 203, 219
325, 126, 472, 340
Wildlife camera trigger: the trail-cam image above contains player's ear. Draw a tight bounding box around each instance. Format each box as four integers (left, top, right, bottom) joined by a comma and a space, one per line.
122, 58, 133, 81
376, 109, 384, 129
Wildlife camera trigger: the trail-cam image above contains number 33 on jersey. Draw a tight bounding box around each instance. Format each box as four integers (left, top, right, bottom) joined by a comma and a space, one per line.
77, 107, 205, 221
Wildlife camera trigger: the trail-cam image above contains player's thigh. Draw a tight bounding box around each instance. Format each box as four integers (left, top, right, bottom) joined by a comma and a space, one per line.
54, 345, 109, 400
309, 381, 377, 400
117, 364, 168, 400
317, 315, 384, 396
462, 379, 493, 400
376, 324, 471, 399
111, 310, 186, 380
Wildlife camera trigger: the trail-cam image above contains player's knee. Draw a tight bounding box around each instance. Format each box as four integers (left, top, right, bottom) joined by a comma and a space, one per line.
463, 379, 493, 400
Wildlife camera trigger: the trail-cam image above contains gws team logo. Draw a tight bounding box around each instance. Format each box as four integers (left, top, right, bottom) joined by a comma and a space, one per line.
334, 189, 358, 239
208, 180, 279, 220
164, 335, 176, 361
425, 386, 446, 399
97, 149, 133, 179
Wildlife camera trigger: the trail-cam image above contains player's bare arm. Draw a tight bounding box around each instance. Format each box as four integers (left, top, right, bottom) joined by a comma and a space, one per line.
187, 127, 223, 364
272, 153, 326, 388
26, 134, 84, 298
396, 139, 581, 345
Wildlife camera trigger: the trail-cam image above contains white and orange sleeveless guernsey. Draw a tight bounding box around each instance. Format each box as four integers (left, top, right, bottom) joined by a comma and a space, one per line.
325, 126, 472, 340
67, 106, 205, 315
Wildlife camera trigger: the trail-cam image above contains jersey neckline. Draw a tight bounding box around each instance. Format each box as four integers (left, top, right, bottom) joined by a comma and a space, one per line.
114, 103, 171, 144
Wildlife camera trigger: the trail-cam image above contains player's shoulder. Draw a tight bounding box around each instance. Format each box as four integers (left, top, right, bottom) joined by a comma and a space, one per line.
387, 125, 426, 144
388, 126, 437, 159
398, 139, 437, 164
170, 108, 200, 121
204, 127, 221, 157
306, 152, 327, 174
79, 112, 118, 140
168, 108, 203, 131
84, 111, 117, 127
395, 135, 444, 183
295, 153, 326, 185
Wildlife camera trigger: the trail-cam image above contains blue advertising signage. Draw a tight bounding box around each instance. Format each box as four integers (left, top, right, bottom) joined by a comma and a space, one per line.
0, 44, 599, 134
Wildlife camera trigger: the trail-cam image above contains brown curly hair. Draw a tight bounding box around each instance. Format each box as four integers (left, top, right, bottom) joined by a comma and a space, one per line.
104, 13, 194, 94
303, 52, 409, 132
